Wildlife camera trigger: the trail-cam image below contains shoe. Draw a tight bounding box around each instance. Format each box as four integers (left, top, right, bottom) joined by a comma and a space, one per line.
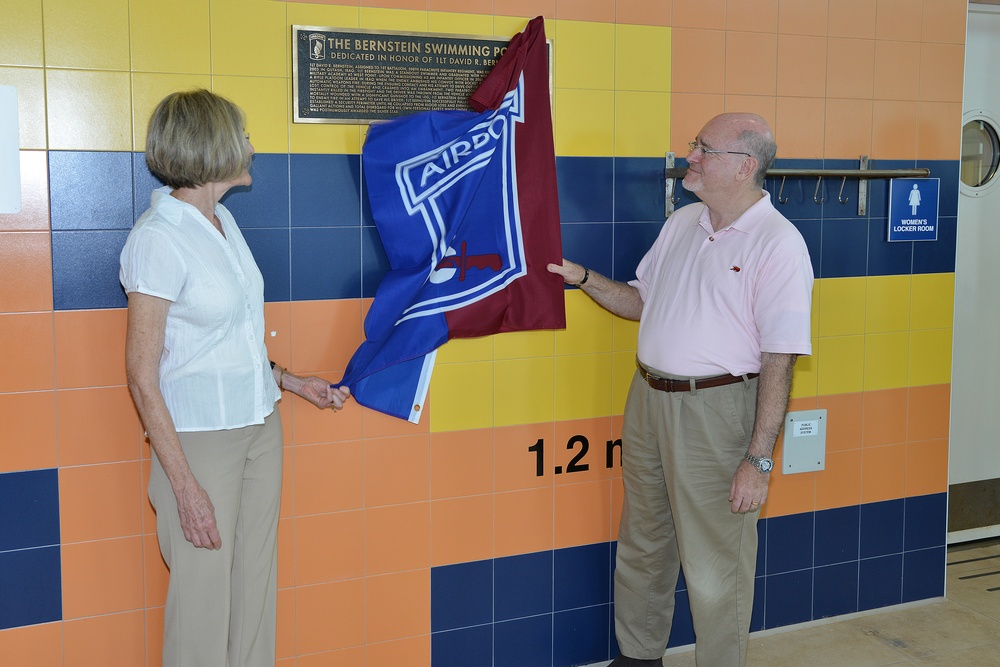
608, 654, 662, 667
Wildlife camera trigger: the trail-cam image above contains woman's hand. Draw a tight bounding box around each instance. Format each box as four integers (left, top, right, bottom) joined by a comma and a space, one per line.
297, 376, 352, 410
174, 476, 222, 549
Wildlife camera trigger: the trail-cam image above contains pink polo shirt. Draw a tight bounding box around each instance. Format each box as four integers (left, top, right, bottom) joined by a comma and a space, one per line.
629, 193, 813, 377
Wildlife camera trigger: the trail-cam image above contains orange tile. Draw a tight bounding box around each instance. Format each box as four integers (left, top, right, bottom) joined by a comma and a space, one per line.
290, 299, 364, 374
143, 533, 168, 608
365, 503, 431, 575
366, 635, 431, 667
429, 0, 492, 14
670, 93, 726, 153
0, 151, 49, 232
145, 606, 164, 667
611, 476, 625, 537
817, 393, 863, 452
430, 427, 493, 499
616, 0, 671, 27
921, 0, 967, 44
56, 386, 142, 466
493, 422, 555, 492
276, 587, 295, 661
907, 384, 950, 442
365, 569, 430, 643
263, 301, 291, 368
277, 398, 293, 447
554, 479, 612, 548
671, 29, 726, 95
906, 438, 948, 497
494, 0, 556, 19
775, 97, 826, 159
494, 487, 553, 557
826, 37, 875, 99
295, 511, 364, 585
725, 32, 777, 97
0, 312, 54, 392
431, 495, 493, 566
815, 449, 863, 511
59, 461, 143, 542
727, 0, 778, 33
62, 535, 144, 619
0, 232, 52, 313
54, 308, 128, 389
280, 446, 294, 519
64, 611, 146, 667
824, 98, 873, 159
874, 40, 920, 101
364, 434, 430, 507
862, 387, 908, 447
829, 0, 876, 39
553, 417, 613, 485
557, 0, 613, 22
363, 403, 429, 439
776, 35, 827, 98
0, 390, 57, 473
872, 100, 917, 161
293, 441, 363, 515
875, 0, 922, 41
861, 443, 906, 503
294, 579, 365, 655
762, 469, 815, 517
277, 517, 294, 589
297, 647, 366, 667
0, 621, 63, 666
777, 0, 828, 36
916, 101, 962, 160
290, 385, 363, 445
918, 43, 964, 103
140, 458, 156, 534
673, 0, 726, 28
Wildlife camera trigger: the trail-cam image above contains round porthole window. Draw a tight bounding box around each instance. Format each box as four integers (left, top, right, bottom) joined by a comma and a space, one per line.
960, 111, 1000, 197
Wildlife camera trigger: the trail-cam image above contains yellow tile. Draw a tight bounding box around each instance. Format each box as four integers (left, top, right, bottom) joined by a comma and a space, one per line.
494, 16, 534, 38
818, 277, 866, 337
46, 70, 132, 151
910, 272, 954, 330
615, 24, 671, 92
555, 290, 613, 355
436, 335, 493, 363
210, 0, 287, 78
43, 0, 130, 70
131, 73, 213, 151
494, 329, 555, 360
359, 7, 429, 32
287, 0, 359, 32
790, 341, 818, 399
428, 12, 494, 36
554, 20, 614, 91
615, 91, 669, 157
864, 332, 909, 391
290, 122, 363, 155
611, 351, 637, 415
555, 353, 612, 421
810, 280, 820, 336
817, 335, 865, 395
211, 76, 288, 153
612, 314, 638, 352
429, 361, 494, 431
555, 88, 614, 157
909, 329, 952, 386
0, 67, 47, 149
0, 0, 44, 66
495, 357, 555, 426
866, 274, 911, 333
129, 0, 211, 74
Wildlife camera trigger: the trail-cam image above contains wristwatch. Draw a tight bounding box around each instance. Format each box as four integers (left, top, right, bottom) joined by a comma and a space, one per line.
744, 453, 774, 473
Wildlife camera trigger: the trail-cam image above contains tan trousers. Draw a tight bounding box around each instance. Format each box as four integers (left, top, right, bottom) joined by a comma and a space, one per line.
615, 369, 759, 667
149, 411, 283, 667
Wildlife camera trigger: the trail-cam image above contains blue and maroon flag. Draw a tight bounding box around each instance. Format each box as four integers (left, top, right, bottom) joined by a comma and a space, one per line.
339, 16, 565, 423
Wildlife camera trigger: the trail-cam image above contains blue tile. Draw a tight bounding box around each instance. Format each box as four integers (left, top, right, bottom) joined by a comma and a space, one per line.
769, 159, 825, 221
820, 217, 868, 278
495, 550, 553, 621
612, 222, 662, 283
814, 505, 860, 567
559, 223, 613, 285
556, 156, 613, 223
756, 518, 767, 576
813, 561, 858, 619
242, 228, 290, 303
361, 226, 390, 299
790, 218, 821, 278
614, 157, 666, 222
666, 588, 694, 649
219, 154, 289, 229
750, 575, 765, 632
911, 216, 956, 274
132, 153, 165, 222
820, 160, 862, 216
868, 218, 913, 276
290, 227, 362, 300
858, 554, 902, 611
291, 153, 361, 227
552, 605, 611, 667
431, 560, 493, 632
494, 615, 552, 667
860, 499, 904, 558
0, 470, 60, 551
904, 493, 947, 551
903, 546, 945, 603
49, 151, 133, 230
52, 230, 130, 310
431, 625, 492, 667
765, 512, 814, 575
764, 569, 812, 629
0, 546, 62, 630
360, 170, 376, 227
867, 160, 912, 218
554, 543, 611, 611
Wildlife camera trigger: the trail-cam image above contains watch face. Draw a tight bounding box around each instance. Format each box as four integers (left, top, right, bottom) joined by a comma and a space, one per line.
759, 458, 774, 472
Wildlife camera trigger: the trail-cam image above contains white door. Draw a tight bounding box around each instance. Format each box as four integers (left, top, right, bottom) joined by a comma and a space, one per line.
949, 5, 1000, 543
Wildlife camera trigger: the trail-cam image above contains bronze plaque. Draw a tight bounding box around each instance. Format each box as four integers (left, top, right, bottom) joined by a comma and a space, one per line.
293, 25, 513, 124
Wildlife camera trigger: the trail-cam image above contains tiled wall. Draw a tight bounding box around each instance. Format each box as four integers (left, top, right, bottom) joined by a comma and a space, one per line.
0, 0, 964, 665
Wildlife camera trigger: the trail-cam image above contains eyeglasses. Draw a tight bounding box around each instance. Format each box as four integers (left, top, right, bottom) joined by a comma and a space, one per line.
244, 131, 251, 143
688, 141, 751, 159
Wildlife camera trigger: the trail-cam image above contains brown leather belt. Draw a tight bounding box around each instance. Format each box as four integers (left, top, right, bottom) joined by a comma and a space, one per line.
637, 363, 758, 393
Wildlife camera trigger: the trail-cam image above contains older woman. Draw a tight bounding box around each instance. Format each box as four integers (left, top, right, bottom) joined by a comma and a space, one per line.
121, 89, 350, 666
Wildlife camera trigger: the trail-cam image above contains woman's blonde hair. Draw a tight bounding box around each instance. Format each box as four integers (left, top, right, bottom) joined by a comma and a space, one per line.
145, 89, 248, 189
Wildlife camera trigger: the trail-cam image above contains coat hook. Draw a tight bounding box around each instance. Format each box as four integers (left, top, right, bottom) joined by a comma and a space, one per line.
777, 176, 788, 204
671, 178, 680, 204
813, 176, 825, 204
838, 176, 849, 204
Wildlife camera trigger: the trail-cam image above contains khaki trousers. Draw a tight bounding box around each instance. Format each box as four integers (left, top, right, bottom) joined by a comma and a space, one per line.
149, 411, 283, 667
615, 369, 759, 667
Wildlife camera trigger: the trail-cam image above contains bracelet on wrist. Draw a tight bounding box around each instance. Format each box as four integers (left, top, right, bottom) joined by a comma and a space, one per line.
575, 267, 590, 287
278, 368, 286, 391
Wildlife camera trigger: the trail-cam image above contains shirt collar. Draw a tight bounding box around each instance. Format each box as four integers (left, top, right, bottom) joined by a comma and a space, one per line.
696, 190, 772, 235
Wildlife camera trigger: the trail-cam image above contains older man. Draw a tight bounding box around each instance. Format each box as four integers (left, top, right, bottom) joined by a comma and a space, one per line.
549, 113, 813, 666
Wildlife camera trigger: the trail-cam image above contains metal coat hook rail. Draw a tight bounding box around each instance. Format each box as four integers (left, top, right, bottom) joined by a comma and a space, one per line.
664, 155, 931, 217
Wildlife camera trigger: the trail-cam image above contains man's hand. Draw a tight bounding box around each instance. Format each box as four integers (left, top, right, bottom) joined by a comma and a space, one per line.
729, 461, 769, 514
547, 259, 586, 285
